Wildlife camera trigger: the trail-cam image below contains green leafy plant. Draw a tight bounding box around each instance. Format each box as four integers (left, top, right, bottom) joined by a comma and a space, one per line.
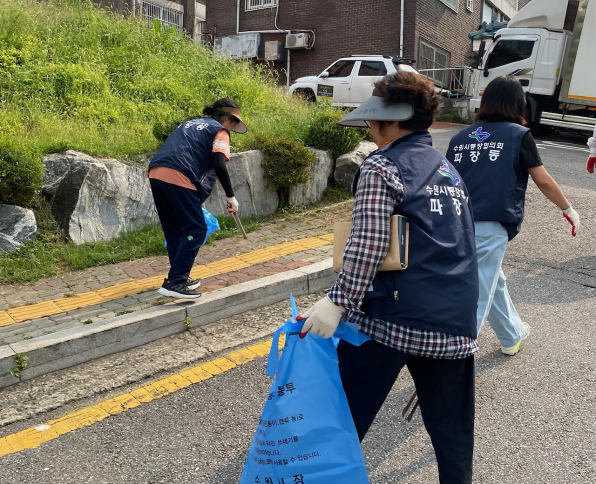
249, 134, 316, 207
183, 316, 193, 329
304, 105, 369, 160
2, 352, 29, 379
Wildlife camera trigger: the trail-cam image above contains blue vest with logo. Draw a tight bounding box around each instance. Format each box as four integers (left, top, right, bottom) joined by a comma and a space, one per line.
445, 121, 529, 240
355, 131, 478, 338
149, 117, 226, 202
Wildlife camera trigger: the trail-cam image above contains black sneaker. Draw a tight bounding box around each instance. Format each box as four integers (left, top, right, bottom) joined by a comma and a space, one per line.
185, 277, 201, 290
158, 279, 201, 299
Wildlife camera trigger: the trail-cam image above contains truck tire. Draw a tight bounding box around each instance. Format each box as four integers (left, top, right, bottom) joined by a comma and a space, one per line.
294, 89, 316, 103
525, 95, 543, 135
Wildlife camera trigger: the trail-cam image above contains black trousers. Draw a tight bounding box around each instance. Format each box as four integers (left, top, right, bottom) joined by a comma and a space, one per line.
338, 339, 475, 484
149, 179, 207, 284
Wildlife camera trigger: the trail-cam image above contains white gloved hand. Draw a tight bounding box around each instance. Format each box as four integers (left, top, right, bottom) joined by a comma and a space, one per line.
562, 205, 580, 237
296, 296, 345, 339
226, 196, 239, 214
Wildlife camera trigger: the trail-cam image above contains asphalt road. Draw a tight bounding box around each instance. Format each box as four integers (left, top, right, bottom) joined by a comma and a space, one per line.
0, 127, 594, 483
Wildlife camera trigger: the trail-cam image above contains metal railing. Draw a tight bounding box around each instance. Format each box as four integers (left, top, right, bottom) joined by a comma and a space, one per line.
141, 1, 183, 33
245, 0, 277, 11
417, 67, 475, 97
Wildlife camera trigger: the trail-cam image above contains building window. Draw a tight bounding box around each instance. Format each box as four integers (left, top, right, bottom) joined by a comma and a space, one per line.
418, 39, 451, 85
141, 0, 184, 33
194, 19, 206, 43
482, 1, 510, 23
438, 0, 459, 13
245, 0, 277, 11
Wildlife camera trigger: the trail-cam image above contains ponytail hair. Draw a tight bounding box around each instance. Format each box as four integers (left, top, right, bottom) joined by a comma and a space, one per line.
203, 98, 240, 118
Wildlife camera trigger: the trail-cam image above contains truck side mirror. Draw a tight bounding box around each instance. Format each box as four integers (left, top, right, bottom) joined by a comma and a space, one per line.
319, 72, 329, 78
478, 40, 486, 69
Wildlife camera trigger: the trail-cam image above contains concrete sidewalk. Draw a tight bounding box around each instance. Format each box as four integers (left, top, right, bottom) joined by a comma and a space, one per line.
0, 201, 354, 388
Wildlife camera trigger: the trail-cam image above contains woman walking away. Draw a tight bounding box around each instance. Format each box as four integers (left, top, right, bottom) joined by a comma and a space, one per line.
298, 71, 479, 483
148, 98, 247, 299
446, 76, 580, 355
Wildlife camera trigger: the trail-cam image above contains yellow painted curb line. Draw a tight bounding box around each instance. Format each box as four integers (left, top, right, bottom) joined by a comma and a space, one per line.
0, 234, 333, 327
0, 336, 285, 459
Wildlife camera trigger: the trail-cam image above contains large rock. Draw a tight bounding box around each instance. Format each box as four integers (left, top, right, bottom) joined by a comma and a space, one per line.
49, 151, 158, 245
288, 149, 334, 206
334, 141, 378, 192
0, 205, 37, 253
42, 151, 98, 196
203, 150, 279, 218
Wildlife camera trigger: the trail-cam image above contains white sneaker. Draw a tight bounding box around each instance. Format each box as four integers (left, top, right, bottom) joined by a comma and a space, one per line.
501, 323, 530, 356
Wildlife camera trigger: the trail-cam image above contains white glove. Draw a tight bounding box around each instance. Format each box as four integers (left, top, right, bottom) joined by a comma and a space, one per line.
226, 196, 239, 214
562, 206, 580, 237
296, 296, 345, 339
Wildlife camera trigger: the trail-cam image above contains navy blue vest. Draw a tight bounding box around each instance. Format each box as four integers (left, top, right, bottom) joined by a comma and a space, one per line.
149, 117, 226, 202
355, 131, 478, 339
445, 121, 529, 240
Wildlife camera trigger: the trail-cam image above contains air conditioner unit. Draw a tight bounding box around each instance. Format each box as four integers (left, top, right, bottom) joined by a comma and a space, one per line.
286, 33, 308, 49
466, 0, 473, 12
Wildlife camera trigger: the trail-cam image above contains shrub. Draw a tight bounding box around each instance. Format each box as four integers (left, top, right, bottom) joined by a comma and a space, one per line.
304, 105, 369, 160
0, 144, 42, 207
249, 134, 316, 207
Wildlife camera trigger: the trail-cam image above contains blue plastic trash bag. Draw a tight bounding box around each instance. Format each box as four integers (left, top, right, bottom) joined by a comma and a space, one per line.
239, 296, 370, 484
164, 208, 219, 247
201, 208, 220, 244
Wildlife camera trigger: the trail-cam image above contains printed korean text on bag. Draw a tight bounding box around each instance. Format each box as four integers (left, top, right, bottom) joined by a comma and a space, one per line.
239, 297, 370, 484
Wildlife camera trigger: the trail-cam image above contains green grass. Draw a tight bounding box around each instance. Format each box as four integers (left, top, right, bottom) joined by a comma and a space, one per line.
0, 0, 316, 157
0, 0, 365, 207
319, 184, 353, 204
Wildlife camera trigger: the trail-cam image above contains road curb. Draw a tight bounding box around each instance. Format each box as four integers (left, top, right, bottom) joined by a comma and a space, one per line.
0, 259, 336, 389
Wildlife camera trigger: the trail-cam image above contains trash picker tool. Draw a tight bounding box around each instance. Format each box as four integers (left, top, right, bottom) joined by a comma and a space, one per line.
232, 212, 248, 239
402, 390, 419, 422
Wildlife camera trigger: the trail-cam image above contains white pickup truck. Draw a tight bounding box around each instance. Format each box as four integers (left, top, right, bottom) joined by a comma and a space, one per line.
289, 55, 417, 107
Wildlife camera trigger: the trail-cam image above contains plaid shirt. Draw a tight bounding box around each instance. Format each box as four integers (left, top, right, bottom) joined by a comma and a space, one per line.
328, 154, 479, 359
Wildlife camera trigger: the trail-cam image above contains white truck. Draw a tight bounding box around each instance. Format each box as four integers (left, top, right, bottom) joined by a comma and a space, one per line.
470, 0, 596, 133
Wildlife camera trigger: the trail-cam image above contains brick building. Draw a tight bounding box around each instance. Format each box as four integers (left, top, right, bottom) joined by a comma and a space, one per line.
202, 0, 526, 84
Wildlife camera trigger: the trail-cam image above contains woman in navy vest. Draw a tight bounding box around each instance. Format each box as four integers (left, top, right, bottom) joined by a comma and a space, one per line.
148, 98, 247, 299
446, 76, 580, 355
297, 72, 479, 483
